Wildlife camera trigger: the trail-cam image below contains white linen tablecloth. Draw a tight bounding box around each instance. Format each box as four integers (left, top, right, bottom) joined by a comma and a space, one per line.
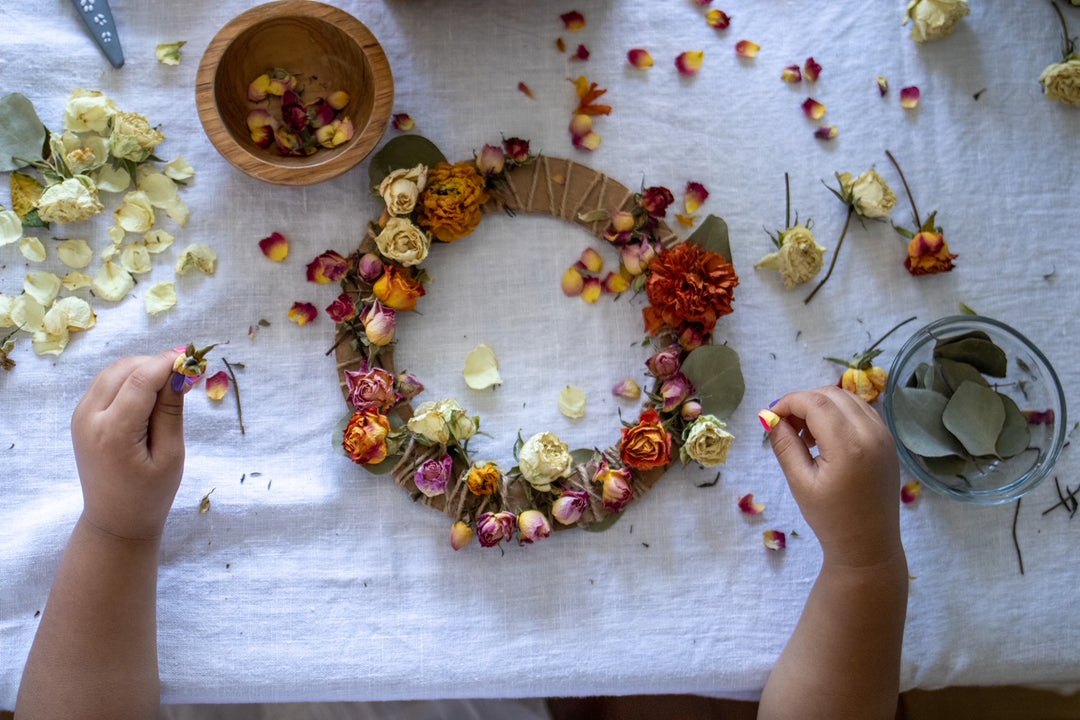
2, 0, 1079, 707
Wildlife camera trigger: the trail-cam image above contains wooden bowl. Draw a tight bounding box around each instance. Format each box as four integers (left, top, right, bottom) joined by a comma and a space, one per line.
195, 0, 393, 186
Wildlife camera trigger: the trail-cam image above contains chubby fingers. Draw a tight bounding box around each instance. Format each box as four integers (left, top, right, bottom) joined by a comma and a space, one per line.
75, 355, 151, 416
107, 350, 183, 427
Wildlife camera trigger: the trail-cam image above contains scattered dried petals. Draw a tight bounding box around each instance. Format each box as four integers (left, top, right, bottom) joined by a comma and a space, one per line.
463, 343, 503, 390
145, 282, 177, 315
901, 480, 922, 504
601, 271, 629, 294
155, 41, 186, 66
581, 276, 602, 303
571, 44, 590, 61
19, 236, 46, 262
24, 272, 61, 306
627, 49, 654, 69
612, 377, 642, 400
62, 272, 93, 291
736, 40, 760, 58
164, 156, 195, 182
57, 239, 93, 269
288, 301, 318, 326
758, 409, 781, 432
675, 214, 697, 227
569, 113, 593, 138
556, 37, 567, 53
306, 249, 349, 283
562, 267, 585, 296
258, 231, 289, 262
392, 113, 415, 131
877, 76, 889, 96
175, 244, 218, 275
814, 125, 839, 140
573, 131, 603, 152
781, 64, 802, 83
92, 261, 135, 302
579, 247, 604, 273
120, 242, 152, 274
738, 493, 766, 515
518, 82, 535, 99
684, 181, 709, 214
763, 530, 787, 551
142, 229, 175, 253
560, 10, 586, 31
803, 57, 822, 82
1022, 409, 1055, 425
706, 9, 732, 29
802, 97, 827, 120
675, 51, 705, 76
205, 370, 230, 401
900, 86, 921, 109
559, 385, 587, 419
574, 77, 612, 116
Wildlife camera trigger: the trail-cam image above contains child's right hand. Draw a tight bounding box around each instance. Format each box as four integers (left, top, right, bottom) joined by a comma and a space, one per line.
767, 386, 903, 569
71, 350, 186, 540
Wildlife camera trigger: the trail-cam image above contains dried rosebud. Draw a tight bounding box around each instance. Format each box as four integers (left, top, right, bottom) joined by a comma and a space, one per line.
904, 0, 970, 43
356, 252, 384, 284
594, 458, 634, 512
466, 462, 501, 496
414, 454, 454, 497
659, 372, 694, 413
640, 186, 674, 217
326, 293, 358, 323
503, 137, 531, 163
359, 301, 397, 346
837, 169, 898, 219
841, 366, 888, 404
646, 345, 683, 380
476, 511, 516, 547
552, 491, 591, 525
475, 144, 505, 177
395, 372, 425, 403
680, 400, 703, 422
450, 521, 475, 551
517, 510, 552, 544
620, 241, 657, 276
905, 232, 957, 275
610, 210, 636, 234
519, 432, 574, 492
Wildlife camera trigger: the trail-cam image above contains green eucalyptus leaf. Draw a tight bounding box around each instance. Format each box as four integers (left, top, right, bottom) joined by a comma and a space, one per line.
934, 330, 991, 346
368, 135, 447, 190
921, 454, 973, 478
891, 387, 966, 457
995, 394, 1031, 459
933, 337, 1007, 377
584, 511, 624, 533
332, 413, 353, 457
941, 381, 1006, 457
0, 93, 47, 171
937, 358, 989, 393
680, 344, 745, 420
687, 214, 732, 264
570, 448, 598, 465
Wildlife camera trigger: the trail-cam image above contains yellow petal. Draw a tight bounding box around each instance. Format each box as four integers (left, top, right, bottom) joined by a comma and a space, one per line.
558, 386, 587, 419
57, 238, 94, 268
463, 343, 503, 390
145, 282, 177, 315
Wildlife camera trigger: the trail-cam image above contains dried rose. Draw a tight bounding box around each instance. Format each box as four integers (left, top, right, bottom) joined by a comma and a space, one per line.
345, 364, 399, 412
518, 432, 573, 492
414, 454, 454, 497
552, 490, 591, 525
904, 231, 956, 275
109, 111, 165, 163
517, 510, 552, 544
904, 0, 970, 42
755, 224, 826, 289
467, 462, 502, 496
417, 162, 490, 242
375, 217, 430, 267
503, 137, 531, 164
450, 521, 475, 551
342, 409, 391, 465
476, 511, 516, 547
359, 301, 396, 345
659, 372, 694, 413
36, 176, 103, 225
595, 459, 634, 512
838, 169, 898, 219
379, 164, 428, 216
680, 414, 734, 467
620, 408, 672, 471
373, 265, 425, 311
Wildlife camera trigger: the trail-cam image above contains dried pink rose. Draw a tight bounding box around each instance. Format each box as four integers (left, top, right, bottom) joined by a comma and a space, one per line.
552, 491, 591, 525
476, 511, 517, 547
414, 454, 454, 498
517, 510, 552, 543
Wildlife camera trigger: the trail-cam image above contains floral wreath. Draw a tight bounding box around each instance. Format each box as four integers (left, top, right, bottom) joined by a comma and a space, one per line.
330, 135, 744, 551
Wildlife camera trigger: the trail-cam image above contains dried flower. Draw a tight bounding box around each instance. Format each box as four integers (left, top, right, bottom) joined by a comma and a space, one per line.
886, 150, 957, 276
414, 454, 454, 497
345, 364, 399, 412
475, 144, 505, 177
680, 414, 734, 467
552, 490, 591, 525
359, 301, 396, 345
518, 510, 552, 543
373, 265, 425, 311
467, 462, 502, 496
612, 377, 642, 400
36, 176, 103, 225
738, 493, 765, 515
620, 408, 672, 471
756, 225, 826, 289
379, 164, 428, 216
326, 293, 358, 323
904, 0, 970, 42
476, 511, 516, 547
306, 249, 350, 284
594, 458, 635, 512
826, 316, 916, 403
659, 372, 694, 413
375, 217, 431, 267
1039, 4, 1080, 106
342, 409, 391, 465
108, 111, 165, 163
642, 242, 738, 338
417, 162, 490, 242
518, 432, 574, 492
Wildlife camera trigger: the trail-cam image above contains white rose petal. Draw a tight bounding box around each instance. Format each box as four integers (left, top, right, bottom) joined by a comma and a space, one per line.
161, 197, 190, 226
558, 386, 587, 419
164, 156, 195, 182
108, 225, 126, 244
0, 209, 23, 247
175, 244, 217, 275
0, 294, 14, 327
137, 171, 179, 207
115, 191, 156, 233
463, 343, 502, 389
19, 236, 47, 262
57, 238, 94, 269
142, 229, 175, 253
92, 261, 135, 302
24, 272, 62, 306
44, 296, 97, 334
62, 272, 94, 291
145, 282, 177, 315
121, 242, 153, 274
63, 89, 118, 134
10, 295, 46, 333
95, 164, 131, 193
33, 327, 70, 356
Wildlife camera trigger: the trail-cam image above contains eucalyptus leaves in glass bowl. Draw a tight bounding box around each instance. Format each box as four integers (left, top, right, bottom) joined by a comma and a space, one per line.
883, 316, 1067, 504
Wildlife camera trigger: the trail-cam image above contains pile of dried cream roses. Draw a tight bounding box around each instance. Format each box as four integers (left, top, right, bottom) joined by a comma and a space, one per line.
0, 90, 211, 367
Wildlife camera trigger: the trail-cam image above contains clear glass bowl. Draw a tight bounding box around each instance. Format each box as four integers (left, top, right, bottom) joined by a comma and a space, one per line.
883, 316, 1067, 504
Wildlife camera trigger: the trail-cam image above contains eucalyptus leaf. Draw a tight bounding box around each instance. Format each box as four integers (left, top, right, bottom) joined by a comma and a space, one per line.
937, 358, 989, 393
570, 448, 598, 465
584, 511, 624, 533
995, 394, 1030, 459
891, 387, 966, 457
933, 336, 1007, 377
0, 93, 46, 171
332, 413, 352, 457
687, 214, 732, 264
680, 344, 745, 420
922, 454, 972, 477
368, 135, 447, 190
941, 381, 1006, 457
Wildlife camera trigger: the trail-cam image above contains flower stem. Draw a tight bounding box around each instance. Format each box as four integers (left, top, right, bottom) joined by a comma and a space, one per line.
784, 172, 791, 229
804, 205, 854, 305
885, 150, 921, 230
221, 357, 246, 436
863, 315, 918, 355
1051, 1, 1074, 57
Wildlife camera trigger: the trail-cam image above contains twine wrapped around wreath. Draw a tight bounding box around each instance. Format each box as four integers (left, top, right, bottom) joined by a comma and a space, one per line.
334, 156, 679, 531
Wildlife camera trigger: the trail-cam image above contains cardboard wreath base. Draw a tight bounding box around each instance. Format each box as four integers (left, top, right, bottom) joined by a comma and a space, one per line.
335, 156, 680, 532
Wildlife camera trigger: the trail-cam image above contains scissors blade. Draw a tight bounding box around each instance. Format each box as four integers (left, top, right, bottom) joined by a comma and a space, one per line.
68, 0, 125, 68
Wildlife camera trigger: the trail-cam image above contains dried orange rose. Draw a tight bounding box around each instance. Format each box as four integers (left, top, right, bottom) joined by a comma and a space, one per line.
840, 366, 888, 404
417, 162, 490, 242
642, 243, 738, 337
904, 231, 956, 275
342, 409, 391, 465
373, 265, 426, 311
620, 408, 672, 471
467, 462, 501, 496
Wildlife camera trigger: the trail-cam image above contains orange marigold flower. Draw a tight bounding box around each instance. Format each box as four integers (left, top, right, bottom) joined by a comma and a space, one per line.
904, 231, 957, 276
642, 243, 738, 337
342, 409, 391, 465
373, 265, 426, 311
417, 162, 490, 242
620, 408, 672, 471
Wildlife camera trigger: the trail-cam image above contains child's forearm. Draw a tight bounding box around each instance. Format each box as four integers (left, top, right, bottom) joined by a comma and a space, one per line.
758, 550, 909, 720
16, 514, 162, 720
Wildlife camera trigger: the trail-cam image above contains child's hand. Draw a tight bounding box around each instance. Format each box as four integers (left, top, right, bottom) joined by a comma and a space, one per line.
767, 386, 903, 569
71, 350, 186, 540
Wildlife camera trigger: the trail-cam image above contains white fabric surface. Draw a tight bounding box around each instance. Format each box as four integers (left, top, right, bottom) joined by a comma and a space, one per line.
2, 0, 1079, 708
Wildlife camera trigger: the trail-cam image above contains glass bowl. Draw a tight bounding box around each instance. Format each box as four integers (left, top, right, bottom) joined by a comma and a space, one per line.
883, 316, 1067, 504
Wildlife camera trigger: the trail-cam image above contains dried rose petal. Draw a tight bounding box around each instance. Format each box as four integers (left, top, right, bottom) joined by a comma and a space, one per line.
569, 113, 593, 139
758, 409, 781, 431
581, 276, 602, 303
578, 247, 604, 273
601, 271, 629, 294
258, 231, 289, 262
306, 250, 349, 284
556, 37, 567, 53
736, 40, 760, 58
573, 131, 602, 151
1022, 409, 1055, 425
781, 64, 802, 83
205, 370, 230, 401
900, 86, 921, 109
706, 10, 732, 29
392, 113, 415, 131
572, 44, 590, 61
559, 386, 587, 419
675, 51, 705, 76
612, 377, 642, 400
738, 493, 765, 515
877, 76, 889, 96
326, 293, 358, 323
803, 57, 822, 82
675, 214, 697, 227
327, 91, 350, 111
560, 10, 586, 31
562, 267, 585, 296
628, 48, 654, 69
901, 480, 922, 504
814, 125, 839, 140
288, 301, 318, 326
694, 0, 713, 5
763, 530, 786, 551
801, 97, 826, 120
684, 181, 709, 214
518, 81, 535, 99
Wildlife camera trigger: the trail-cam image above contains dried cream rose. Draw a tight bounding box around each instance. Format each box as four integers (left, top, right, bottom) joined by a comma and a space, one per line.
1039, 57, 1080, 106
518, 432, 574, 492
839, 169, 898, 219
407, 401, 452, 444
37, 176, 104, 225
57, 238, 94, 269
93, 261, 135, 302
378, 164, 428, 216
175, 244, 218, 275
904, 0, 970, 43
374, 217, 431, 266
435, 398, 477, 442
60, 131, 108, 175
680, 414, 734, 467
755, 225, 827, 289
109, 111, 166, 163
0, 209, 22, 247
63, 89, 118, 134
